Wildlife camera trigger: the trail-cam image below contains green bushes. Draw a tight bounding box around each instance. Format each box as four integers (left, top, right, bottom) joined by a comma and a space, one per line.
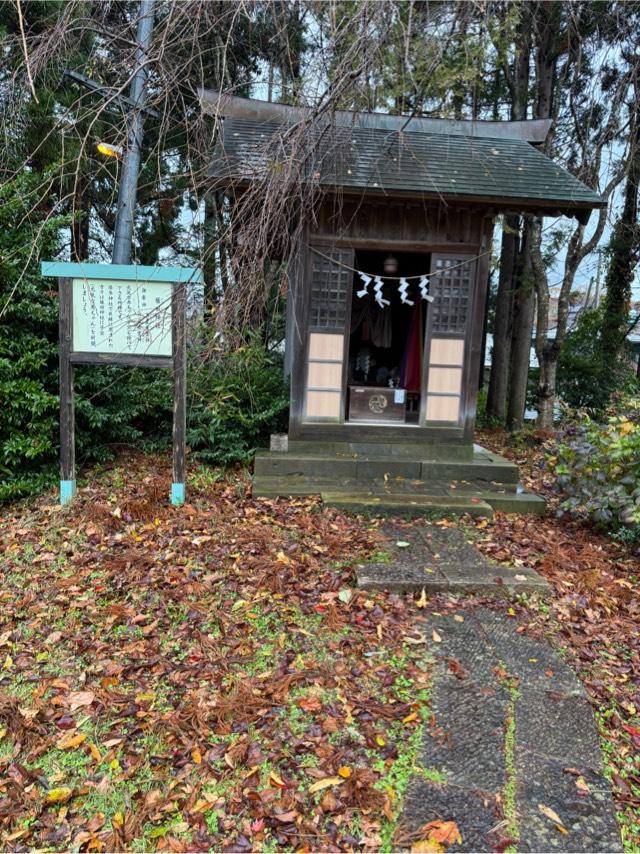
558, 307, 639, 413
187, 335, 289, 466
0, 174, 176, 501
551, 394, 640, 539
0, 176, 288, 501
0, 176, 66, 500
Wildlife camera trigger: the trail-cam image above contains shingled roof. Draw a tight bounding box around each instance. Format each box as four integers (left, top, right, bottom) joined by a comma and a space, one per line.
204, 93, 605, 222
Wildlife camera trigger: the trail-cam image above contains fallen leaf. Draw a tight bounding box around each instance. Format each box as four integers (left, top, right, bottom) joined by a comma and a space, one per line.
44, 787, 73, 804
396, 541, 410, 548
337, 766, 351, 778
432, 629, 442, 643
411, 841, 443, 853
56, 732, 87, 750
416, 588, 428, 609
412, 819, 462, 851
274, 810, 298, 823
68, 691, 95, 711
309, 776, 344, 794
269, 771, 286, 788
538, 803, 567, 831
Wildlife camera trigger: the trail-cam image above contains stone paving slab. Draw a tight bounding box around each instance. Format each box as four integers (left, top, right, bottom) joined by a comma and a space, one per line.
398, 607, 622, 852
516, 753, 621, 853
516, 693, 604, 769
400, 780, 503, 853
474, 610, 587, 696
420, 680, 508, 792
356, 522, 550, 597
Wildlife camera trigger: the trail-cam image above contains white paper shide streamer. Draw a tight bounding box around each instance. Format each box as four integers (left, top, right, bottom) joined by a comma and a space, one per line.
356, 272, 372, 298
398, 277, 414, 305
355, 267, 435, 308
418, 276, 434, 302
373, 275, 390, 308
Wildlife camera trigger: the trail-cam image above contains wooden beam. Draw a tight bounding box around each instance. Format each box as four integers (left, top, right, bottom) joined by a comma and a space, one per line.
200, 89, 552, 143
70, 352, 173, 368
58, 277, 76, 505
171, 281, 187, 505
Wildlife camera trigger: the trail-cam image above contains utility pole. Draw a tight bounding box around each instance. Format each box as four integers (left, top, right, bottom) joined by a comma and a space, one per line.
593, 247, 603, 308
112, 0, 156, 265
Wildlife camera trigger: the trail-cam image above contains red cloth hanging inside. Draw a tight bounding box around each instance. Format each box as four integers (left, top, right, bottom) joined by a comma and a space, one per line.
400, 304, 422, 392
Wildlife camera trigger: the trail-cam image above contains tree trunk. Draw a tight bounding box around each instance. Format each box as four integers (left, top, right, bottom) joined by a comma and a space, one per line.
599, 88, 640, 360
506, 220, 535, 432
486, 216, 518, 420
531, 217, 556, 429
486, 2, 532, 423
506, 0, 560, 431
71, 180, 90, 262
203, 193, 217, 319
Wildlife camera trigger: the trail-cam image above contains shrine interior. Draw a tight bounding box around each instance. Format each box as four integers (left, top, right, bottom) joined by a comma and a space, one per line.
347, 250, 430, 425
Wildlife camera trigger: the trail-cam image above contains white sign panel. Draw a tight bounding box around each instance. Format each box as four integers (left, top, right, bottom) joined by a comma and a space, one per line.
72, 278, 173, 357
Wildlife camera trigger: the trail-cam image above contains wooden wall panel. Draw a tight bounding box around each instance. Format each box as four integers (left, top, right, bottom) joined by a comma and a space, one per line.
307, 361, 342, 389
305, 332, 345, 421
306, 391, 341, 418
429, 338, 465, 366
427, 367, 463, 395
426, 396, 460, 422
312, 199, 483, 247
308, 332, 344, 361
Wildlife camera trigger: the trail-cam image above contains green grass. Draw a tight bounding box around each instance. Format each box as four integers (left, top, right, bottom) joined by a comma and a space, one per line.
498, 666, 521, 852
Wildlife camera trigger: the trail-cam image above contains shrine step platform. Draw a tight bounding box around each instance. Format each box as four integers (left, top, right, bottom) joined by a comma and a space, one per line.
252, 442, 546, 517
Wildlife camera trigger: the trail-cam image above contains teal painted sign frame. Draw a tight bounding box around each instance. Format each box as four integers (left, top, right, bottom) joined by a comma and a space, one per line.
42, 262, 203, 507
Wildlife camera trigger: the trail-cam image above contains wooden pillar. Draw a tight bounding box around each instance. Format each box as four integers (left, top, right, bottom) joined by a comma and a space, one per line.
171, 280, 187, 504
464, 218, 494, 441
58, 277, 76, 504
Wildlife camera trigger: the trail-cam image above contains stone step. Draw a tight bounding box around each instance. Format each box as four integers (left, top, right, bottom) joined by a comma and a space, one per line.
484, 491, 547, 515
321, 492, 495, 519
286, 440, 474, 461
253, 474, 511, 497
254, 450, 519, 485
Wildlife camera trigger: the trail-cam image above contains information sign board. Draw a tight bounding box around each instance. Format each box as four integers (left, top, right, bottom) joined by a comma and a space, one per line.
41, 262, 203, 507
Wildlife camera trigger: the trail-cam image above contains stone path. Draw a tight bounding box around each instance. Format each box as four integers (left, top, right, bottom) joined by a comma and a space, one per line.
356, 521, 550, 597
355, 523, 622, 852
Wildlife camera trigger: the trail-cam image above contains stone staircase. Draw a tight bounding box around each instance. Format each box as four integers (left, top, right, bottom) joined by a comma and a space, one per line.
252, 441, 545, 517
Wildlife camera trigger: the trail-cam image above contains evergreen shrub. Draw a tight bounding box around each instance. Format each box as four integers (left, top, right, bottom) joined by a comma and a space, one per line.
551, 394, 640, 539
187, 333, 289, 467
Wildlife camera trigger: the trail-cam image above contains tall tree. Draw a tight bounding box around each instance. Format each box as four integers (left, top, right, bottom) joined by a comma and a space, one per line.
531, 2, 639, 427
486, 1, 532, 424
598, 74, 640, 362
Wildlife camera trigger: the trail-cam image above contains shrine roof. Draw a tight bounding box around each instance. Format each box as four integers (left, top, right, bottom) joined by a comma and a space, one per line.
202, 94, 605, 221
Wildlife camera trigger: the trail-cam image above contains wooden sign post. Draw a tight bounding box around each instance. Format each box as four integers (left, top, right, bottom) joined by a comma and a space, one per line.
41, 262, 203, 506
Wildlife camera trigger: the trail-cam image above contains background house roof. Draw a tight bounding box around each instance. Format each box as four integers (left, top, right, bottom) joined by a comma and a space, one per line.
209, 113, 605, 222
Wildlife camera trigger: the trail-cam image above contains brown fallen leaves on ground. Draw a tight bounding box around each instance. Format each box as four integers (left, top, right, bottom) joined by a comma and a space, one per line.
473, 429, 640, 849
0, 453, 432, 852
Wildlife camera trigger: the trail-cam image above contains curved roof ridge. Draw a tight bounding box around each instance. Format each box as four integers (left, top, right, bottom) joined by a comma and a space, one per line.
199, 89, 552, 144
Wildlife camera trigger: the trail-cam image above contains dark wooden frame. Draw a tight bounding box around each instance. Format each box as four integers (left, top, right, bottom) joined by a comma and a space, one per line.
57, 275, 187, 505
287, 224, 488, 445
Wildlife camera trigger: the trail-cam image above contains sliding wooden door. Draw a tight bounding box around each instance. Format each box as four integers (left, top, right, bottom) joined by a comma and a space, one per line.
422, 253, 476, 426
302, 247, 354, 422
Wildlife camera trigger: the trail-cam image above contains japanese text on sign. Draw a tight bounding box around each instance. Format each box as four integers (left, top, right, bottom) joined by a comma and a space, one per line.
72, 278, 173, 357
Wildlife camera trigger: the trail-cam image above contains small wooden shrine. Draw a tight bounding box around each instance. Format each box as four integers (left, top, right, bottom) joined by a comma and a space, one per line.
201, 92, 605, 516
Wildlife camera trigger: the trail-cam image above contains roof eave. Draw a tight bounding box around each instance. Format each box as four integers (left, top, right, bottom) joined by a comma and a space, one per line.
200, 88, 552, 144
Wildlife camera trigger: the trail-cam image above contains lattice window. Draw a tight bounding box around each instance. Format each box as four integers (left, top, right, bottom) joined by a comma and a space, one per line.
309, 248, 352, 329
430, 258, 472, 334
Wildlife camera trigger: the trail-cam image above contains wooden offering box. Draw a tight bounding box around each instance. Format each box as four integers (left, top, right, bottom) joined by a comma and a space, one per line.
348, 386, 406, 422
